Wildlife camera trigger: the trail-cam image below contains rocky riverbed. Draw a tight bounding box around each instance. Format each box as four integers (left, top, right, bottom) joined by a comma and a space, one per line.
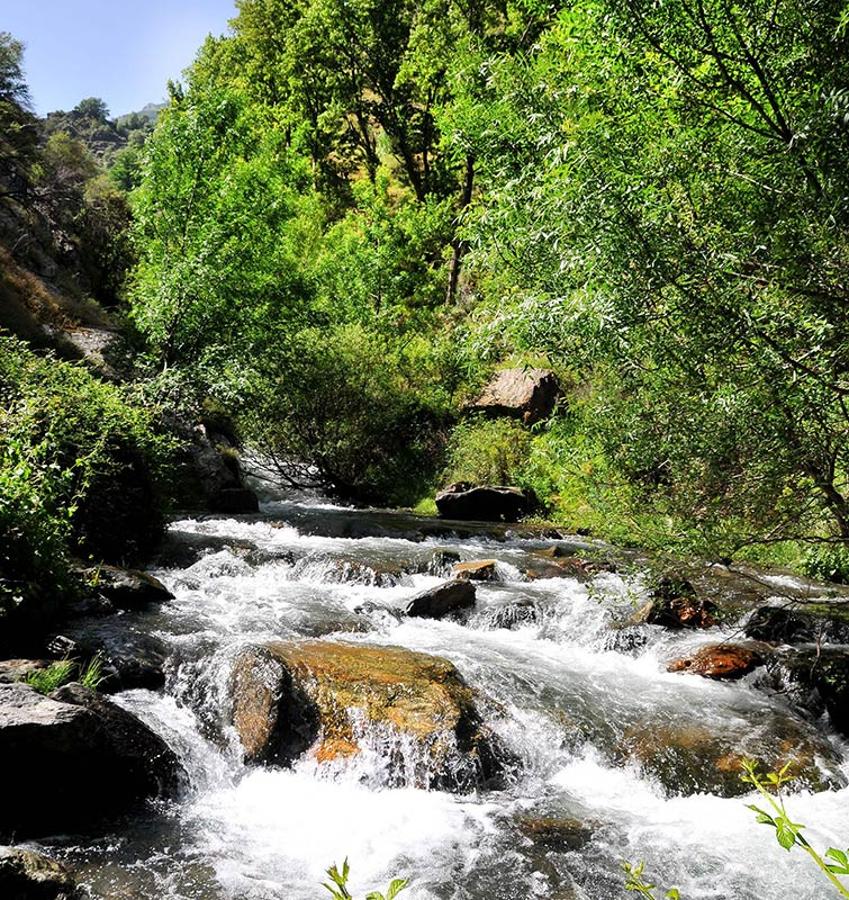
3, 488, 849, 898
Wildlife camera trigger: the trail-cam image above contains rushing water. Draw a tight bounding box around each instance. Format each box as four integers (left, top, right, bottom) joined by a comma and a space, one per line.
35, 491, 849, 899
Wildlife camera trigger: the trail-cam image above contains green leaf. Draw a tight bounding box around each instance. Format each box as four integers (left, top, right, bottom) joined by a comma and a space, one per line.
666, 890, 681, 900
386, 878, 409, 899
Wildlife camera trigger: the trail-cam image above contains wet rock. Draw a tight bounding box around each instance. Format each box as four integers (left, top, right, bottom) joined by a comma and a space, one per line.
230, 641, 505, 791
453, 560, 499, 582
83, 565, 173, 611
470, 368, 560, 425
353, 600, 404, 624
435, 483, 536, 522
0, 682, 184, 837
634, 576, 717, 629
47, 628, 167, 692
427, 549, 462, 576
667, 643, 766, 680
0, 660, 51, 684
516, 815, 594, 852
404, 579, 476, 619
484, 601, 539, 630
527, 551, 615, 582
744, 603, 849, 645
0, 847, 81, 899
620, 720, 842, 798
762, 647, 849, 736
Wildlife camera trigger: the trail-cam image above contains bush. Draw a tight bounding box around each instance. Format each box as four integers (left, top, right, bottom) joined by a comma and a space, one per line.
242, 324, 450, 505
0, 337, 169, 578
802, 543, 849, 586
442, 417, 533, 487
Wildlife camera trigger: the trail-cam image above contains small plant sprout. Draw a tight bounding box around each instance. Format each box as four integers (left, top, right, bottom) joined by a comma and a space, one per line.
622, 860, 680, 899
323, 859, 409, 900
741, 759, 849, 898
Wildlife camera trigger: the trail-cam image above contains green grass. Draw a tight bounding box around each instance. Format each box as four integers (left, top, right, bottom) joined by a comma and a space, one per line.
23, 653, 106, 695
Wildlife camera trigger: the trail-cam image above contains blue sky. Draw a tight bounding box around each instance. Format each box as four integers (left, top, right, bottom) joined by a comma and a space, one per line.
4, 0, 237, 117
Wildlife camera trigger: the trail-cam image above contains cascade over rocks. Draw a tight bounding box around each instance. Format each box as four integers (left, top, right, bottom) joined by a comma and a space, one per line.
760, 647, 849, 737
0, 847, 81, 900
634, 576, 718, 629
0, 682, 185, 838
470, 368, 560, 425
435, 482, 536, 522
229, 641, 506, 791
404, 579, 476, 619
667, 643, 766, 679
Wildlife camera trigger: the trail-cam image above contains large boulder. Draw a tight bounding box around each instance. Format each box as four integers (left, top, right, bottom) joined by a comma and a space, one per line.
229, 641, 505, 791
404, 580, 476, 619
470, 368, 560, 425
0, 682, 184, 837
435, 483, 535, 522
667, 643, 766, 680
0, 847, 81, 900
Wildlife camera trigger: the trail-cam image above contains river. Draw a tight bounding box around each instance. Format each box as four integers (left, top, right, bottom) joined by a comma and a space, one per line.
40, 490, 849, 899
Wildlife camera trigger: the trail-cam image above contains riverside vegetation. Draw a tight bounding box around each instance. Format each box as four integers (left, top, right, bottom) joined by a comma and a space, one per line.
3, 0, 849, 897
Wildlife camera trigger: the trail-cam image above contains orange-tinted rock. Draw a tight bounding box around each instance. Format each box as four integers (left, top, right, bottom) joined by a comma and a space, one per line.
230, 641, 505, 791
667, 643, 764, 680
453, 560, 499, 581
471, 368, 560, 425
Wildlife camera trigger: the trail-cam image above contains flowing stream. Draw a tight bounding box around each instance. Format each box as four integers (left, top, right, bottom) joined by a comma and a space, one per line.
38, 490, 849, 899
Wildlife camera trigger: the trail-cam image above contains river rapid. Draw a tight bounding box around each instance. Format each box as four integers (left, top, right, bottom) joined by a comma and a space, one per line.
36, 490, 849, 899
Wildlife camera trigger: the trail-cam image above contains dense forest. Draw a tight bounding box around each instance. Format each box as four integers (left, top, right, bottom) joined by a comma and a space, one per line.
5, 1, 849, 598
4, 2, 849, 898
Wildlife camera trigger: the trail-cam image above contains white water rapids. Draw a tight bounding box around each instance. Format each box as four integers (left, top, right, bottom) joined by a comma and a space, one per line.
36, 494, 849, 899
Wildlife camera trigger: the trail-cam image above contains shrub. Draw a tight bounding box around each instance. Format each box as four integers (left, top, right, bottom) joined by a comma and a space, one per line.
802, 543, 849, 585
442, 417, 533, 487
242, 324, 450, 505
0, 337, 171, 637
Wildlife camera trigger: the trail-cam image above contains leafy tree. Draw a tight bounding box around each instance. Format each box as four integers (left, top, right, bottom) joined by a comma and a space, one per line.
73, 96, 110, 122
0, 31, 37, 199
129, 71, 314, 370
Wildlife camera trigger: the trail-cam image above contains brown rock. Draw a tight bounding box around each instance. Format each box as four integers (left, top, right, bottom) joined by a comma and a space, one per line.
471, 368, 560, 425
230, 641, 505, 791
667, 643, 765, 680
634, 577, 717, 629
405, 579, 476, 619
453, 560, 499, 582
